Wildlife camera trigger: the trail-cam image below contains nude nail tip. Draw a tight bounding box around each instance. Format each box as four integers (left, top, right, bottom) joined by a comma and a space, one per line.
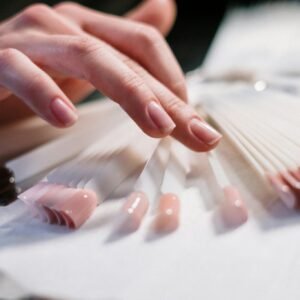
155, 193, 180, 233
147, 101, 176, 133
25, 183, 98, 228
220, 186, 248, 227
55, 189, 98, 229
267, 174, 296, 209
120, 191, 149, 232
51, 98, 78, 126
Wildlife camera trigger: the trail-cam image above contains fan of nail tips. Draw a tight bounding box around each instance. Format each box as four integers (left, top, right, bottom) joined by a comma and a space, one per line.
17, 134, 190, 232
0, 92, 260, 232
197, 87, 300, 211
5, 79, 300, 232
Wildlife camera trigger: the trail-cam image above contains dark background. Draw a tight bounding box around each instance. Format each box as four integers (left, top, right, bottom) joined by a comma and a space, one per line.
0, 0, 290, 72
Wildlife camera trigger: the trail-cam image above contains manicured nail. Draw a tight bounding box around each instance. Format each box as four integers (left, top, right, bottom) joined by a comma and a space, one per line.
220, 186, 248, 227
120, 191, 149, 232
189, 118, 222, 145
147, 101, 176, 133
155, 193, 180, 233
50, 98, 78, 126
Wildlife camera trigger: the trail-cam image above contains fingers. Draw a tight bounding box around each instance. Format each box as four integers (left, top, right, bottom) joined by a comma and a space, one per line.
125, 0, 177, 36
0, 32, 221, 151
0, 48, 77, 127
54, 2, 187, 102
6, 4, 81, 35
7, 33, 177, 137
110, 49, 222, 151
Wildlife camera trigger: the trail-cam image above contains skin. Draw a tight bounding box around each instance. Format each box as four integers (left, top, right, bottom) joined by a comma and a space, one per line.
0, 0, 221, 152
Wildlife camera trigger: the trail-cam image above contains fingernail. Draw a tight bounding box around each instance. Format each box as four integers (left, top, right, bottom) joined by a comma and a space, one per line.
189, 118, 222, 145
50, 98, 78, 126
147, 101, 176, 133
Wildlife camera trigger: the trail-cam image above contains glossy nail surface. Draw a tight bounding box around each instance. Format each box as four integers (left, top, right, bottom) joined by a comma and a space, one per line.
268, 174, 296, 209
50, 98, 78, 126
147, 101, 176, 133
120, 191, 149, 232
52, 188, 98, 229
220, 186, 248, 227
155, 193, 180, 233
189, 118, 222, 145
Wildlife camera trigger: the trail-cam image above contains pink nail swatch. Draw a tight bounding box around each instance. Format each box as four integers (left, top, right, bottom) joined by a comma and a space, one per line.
219, 186, 248, 227
20, 182, 98, 229
155, 193, 180, 233
120, 191, 149, 232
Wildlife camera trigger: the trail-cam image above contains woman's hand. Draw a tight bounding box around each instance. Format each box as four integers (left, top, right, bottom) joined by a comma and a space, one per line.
0, 0, 221, 151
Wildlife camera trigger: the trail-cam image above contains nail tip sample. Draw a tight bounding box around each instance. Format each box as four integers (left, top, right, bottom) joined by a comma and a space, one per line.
154, 193, 180, 233
147, 101, 176, 134
220, 186, 248, 227
120, 191, 149, 232
267, 174, 297, 209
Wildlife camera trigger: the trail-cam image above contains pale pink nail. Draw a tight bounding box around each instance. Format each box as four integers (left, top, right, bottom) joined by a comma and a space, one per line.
120, 191, 149, 232
220, 186, 248, 227
155, 193, 180, 233
147, 101, 176, 133
267, 173, 297, 209
189, 118, 222, 145
52, 188, 98, 229
50, 98, 78, 126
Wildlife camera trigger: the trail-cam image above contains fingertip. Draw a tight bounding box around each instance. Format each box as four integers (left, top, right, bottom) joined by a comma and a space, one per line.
49, 97, 78, 127
146, 101, 176, 134
188, 118, 222, 145
171, 121, 222, 152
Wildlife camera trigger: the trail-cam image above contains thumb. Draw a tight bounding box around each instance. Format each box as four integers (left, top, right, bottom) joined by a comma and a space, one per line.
125, 0, 177, 36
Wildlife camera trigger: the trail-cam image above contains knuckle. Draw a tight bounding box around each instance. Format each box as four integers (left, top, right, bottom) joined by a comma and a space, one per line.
19, 4, 51, 26
22, 4, 51, 18
0, 48, 21, 67
69, 37, 102, 58
171, 80, 188, 100
135, 25, 162, 48
121, 74, 145, 100
118, 74, 144, 106
164, 95, 185, 114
